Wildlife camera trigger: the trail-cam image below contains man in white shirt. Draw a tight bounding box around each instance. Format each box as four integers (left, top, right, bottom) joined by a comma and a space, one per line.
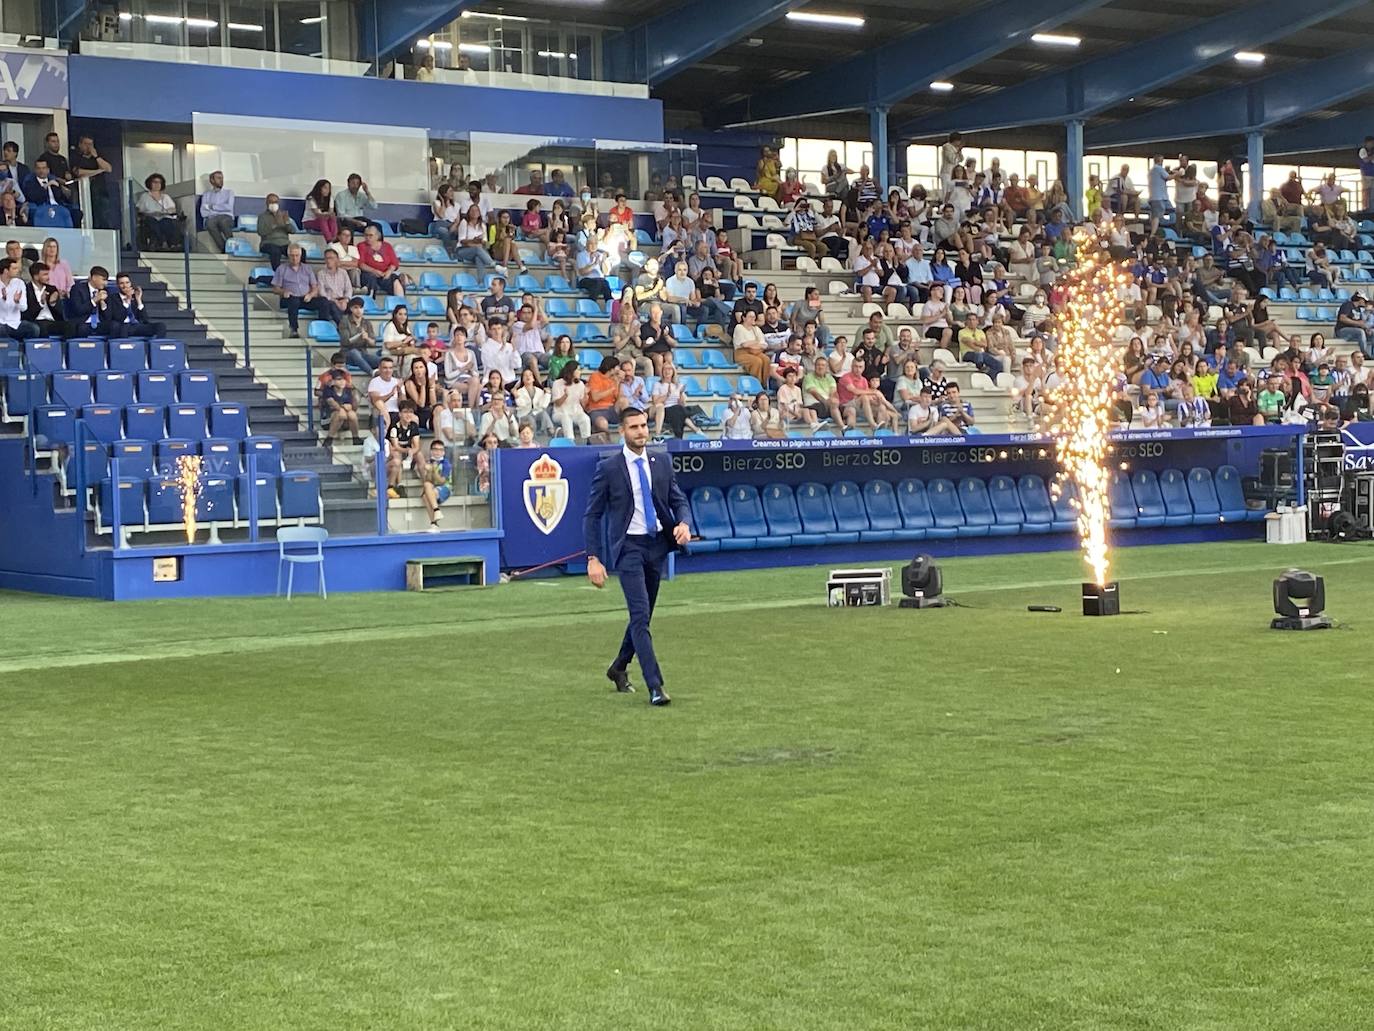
510, 302, 548, 372
0, 257, 35, 338
1108, 164, 1140, 216
1146, 155, 1175, 236
199, 170, 235, 253
367, 356, 403, 428
480, 319, 521, 386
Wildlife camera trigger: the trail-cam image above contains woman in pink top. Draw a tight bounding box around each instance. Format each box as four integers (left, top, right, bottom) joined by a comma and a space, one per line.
40, 237, 74, 296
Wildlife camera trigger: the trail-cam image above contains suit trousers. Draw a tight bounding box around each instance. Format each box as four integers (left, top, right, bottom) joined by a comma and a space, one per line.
613, 534, 670, 689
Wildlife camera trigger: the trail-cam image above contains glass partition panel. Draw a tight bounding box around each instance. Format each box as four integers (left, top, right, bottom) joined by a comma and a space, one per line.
466, 132, 697, 201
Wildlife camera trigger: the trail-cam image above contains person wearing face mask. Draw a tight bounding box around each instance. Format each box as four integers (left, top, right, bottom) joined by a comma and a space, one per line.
257, 193, 293, 268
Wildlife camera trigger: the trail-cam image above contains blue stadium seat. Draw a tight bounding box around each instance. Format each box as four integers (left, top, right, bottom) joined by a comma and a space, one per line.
177, 371, 217, 405
725, 484, 788, 548
515, 273, 541, 293
545, 274, 576, 293
701, 349, 733, 369
198, 475, 235, 523
136, 371, 176, 405
1049, 478, 1079, 533
575, 299, 604, 317
548, 437, 576, 447
422, 245, 454, 264
986, 475, 1024, 535
679, 375, 704, 395
452, 272, 480, 291
574, 323, 608, 343
761, 482, 820, 545
209, 403, 250, 439
1157, 468, 1195, 526
23, 339, 62, 373
279, 472, 321, 519
2, 370, 44, 416
671, 323, 699, 343
235, 473, 279, 524
361, 297, 385, 316
243, 436, 283, 474
544, 298, 572, 317
98, 476, 146, 528
1015, 474, 1055, 534
32, 204, 73, 229
93, 370, 135, 406
858, 480, 915, 541
418, 272, 448, 292
110, 440, 154, 479
167, 404, 206, 439
576, 348, 603, 369
308, 320, 340, 342
1185, 467, 1222, 525
1294, 306, 1314, 321
148, 340, 186, 371
64, 338, 106, 374
248, 265, 274, 286
124, 404, 165, 441
830, 480, 881, 539
50, 371, 92, 409
419, 295, 445, 317
71, 440, 108, 488
1212, 464, 1264, 522
1128, 470, 1167, 528
796, 481, 860, 543
33, 404, 75, 446
382, 296, 408, 313
1107, 471, 1137, 530
107, 340, 147, 372
0, 337, 19, 369
895, 478, 948, 539
690, 485, 748, 550
706, 375, 734, 396
146, 475, 185, 525
674, 350, 703, 370
79, 404, 123, 443
200, 438, 241, 475
955, 477, 999, 537
155, 438, 196, 475
1278, 287, 1297, 302
927, 478, 969, 536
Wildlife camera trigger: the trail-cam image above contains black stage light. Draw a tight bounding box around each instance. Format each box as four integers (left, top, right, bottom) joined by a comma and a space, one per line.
899, 554, 947, 609
1271, 569, 1332, 631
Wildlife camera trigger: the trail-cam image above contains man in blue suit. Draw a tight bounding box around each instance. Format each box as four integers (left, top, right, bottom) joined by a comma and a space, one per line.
582, 407, 691, 706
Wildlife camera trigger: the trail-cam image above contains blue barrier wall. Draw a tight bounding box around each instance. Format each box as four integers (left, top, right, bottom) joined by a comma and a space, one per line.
495, 426, 1304, 572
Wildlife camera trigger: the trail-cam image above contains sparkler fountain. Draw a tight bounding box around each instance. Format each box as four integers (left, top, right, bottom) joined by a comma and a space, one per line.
175, 454, 203, 544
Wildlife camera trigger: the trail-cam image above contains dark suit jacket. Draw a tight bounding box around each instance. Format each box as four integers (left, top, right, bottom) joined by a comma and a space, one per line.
21, 173, 71, 208
106, 291, 151, 328
65, 282, 107, 327
24, 281, 62, 323
583, 448, 690, 569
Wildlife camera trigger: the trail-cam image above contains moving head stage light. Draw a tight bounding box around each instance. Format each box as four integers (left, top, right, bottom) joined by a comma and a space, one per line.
1271, 569, 1333, 631
899, 554, 947, 609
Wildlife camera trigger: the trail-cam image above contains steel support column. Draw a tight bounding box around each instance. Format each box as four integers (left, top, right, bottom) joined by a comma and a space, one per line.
1066, 120, 1084, 222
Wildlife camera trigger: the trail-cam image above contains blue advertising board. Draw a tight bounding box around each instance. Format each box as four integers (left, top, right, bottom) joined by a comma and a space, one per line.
0, 49, 68, 109
1342, 422, 1374, 469
494, 427, 1304, 572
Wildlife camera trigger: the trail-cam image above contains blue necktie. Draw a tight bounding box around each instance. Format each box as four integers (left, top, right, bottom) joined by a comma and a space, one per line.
636, 457, 659, 534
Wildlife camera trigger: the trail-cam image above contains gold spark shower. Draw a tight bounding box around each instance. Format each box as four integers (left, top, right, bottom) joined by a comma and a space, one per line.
175, 454, 203, 544
1041, 231, 1130, 587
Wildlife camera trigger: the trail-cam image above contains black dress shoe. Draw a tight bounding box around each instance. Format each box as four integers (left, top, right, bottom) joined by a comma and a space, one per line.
606, 666, 634, 693
648, 685, 671, 706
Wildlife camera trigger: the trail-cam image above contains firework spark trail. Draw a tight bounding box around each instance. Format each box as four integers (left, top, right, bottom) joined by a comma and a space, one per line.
175, 454, 203, 544
1042, 231, 1129, 587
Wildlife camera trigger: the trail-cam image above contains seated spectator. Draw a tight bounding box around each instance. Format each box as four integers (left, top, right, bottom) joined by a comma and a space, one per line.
0, 141, 28, 189
551, 360, 592, 440
481, 319, 521, 387
316, 248, 353, 324
436, 389, 477, 455
334, 174, 376, 232
404, 357, 441, 430
732, 308, 772, 386
543, 168, 574, 199
838, 357, 899, 431
488, 209, 523, 274
0, 189, 26, 228
958, 313, 1004, 379
519, 199, 545, 244
137, 173, 183, 251
358, 224, 409, 297
514, 169, 544, 196
785, 198, 823, 262
368, 356, 404, 428
755, 146, 781, 198
0, 258, 34, 339
929, 382, 975, 435
339, 297, 379, 371
382, 305, 422, 363
257, 193, 292, 268
453, 204, 496, 270
576, 240, 611, 302
511, 301, 548, 372
479, 393, 519, 444
584, 356, 621, 434
513, 367, 553, 437
272, 245, 331, 338
327, 226, 362, 288
199, 170, 235, 253
303, 179, 338, 243
22, 157, 81, 227
107, 272, 167, 339
802, 356, 843, 425
319, 368, 361, 443
384, 401, 424, 497
23, 262, 64, 338
1335, 292, 1371, 356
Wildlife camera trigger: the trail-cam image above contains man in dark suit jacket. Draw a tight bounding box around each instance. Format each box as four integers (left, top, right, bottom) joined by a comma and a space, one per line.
23, 262, 65, 338
64, 265, 110, 338
582, 406, 691, 706
105, 272, 166, 339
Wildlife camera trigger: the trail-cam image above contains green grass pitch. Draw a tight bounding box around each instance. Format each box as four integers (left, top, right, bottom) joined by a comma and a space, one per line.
3, 541, 1373, 1030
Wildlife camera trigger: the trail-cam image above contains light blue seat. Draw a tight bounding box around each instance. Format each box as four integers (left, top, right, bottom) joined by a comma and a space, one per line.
1157, 468, 1194, 527
1185, 467, 1222, 525
1107, 470, 1138, 530
760, 483, 819, 545
830, 480, 882, 539
1213, 464, 1265, 522
701, 349, 733, 369
796, 481, 859, 544
1015, 474, 1055, 534
726, 484, 787, 549
276, 525, 328, 600
308, 320, 339, 342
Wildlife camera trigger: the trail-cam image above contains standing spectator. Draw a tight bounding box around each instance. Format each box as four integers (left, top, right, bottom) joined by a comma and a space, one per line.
543, 168, 574, 199
199, 170, 236, 252
256, 193, 292, 268
513, 367, 553, 437
334, 174, 376, 232
22, 158, 81, 227
303, 179, 338, 243
822, 148, 852, 198
107, 273, 166, 339
2, 141, 29, 186
70, 136, 113, 229
0, 258, 35, 339
358, 224, 409, 297
514, 169, 545, 195
137, 174, 182, 251
271, 244, 331, 338
38, 132, 68, 181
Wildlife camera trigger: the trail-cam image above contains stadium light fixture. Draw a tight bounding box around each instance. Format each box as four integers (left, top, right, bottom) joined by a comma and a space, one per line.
185, 18, 217, 29
462, 11, 530, 21
144, 14, 184, 25
786, 12, 866, 28
1271, 569, 1332, 630
930, 81, 955, 92
458, 43, 491, 54
228, 22, 264, 32
1234, 51, 1266, 65
300, 16, 326, 25
1031, 32, 1081, 47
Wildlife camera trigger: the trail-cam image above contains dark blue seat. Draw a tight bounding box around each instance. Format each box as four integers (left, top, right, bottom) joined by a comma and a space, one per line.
831, 480, 883, 539
1129, 470, 1167, 528
200, 437, 241, 475
1050, 478, 1079, 532
726, 484, 788, 548
1185, 467, 1222, 525
235, 473, 279, 524
682, 507, 717, 553
123, 404, 165, 441
147, 340, 186, 371
895, 478, 950, 539
1015, 474, 1055, 534
71, 440, 108, 487
691, 485, 750, 549
1107, 471, 1138, 530
1157, 468, 1194, 526
177, 370, 217, 405
98, 476, 146, 528
49, 371, 92, 409
146, 475, 184, 525
762, 482, 823, 545
1213, 464, 1264, 522
208, 403, 249, 440
0, 337, 19, 369
986, 475, 1024, 536
2, 370, 45, 416
279, 471, 322, 519
107, 340, 147, 372
93, 370, 135, 406
33, 404, 75, 446
79, 403, 123, 443
155, 438, 197, 475
22, 339, 62, 374
136, 370, 176, 405
797, 481, 860, 544
198, 474, 234, 523
64, 338, 106, 374
928, 477, 971, 536
243, 436, 283, 475
863, 480, 924, 541
110, 439, 154, 479
167, 404, 206, 439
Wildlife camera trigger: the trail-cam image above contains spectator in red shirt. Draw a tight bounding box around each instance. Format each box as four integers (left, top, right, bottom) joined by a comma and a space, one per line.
837, 357, 897, 431
513, 170, 544, 196
358, 224, 408, 298
608, 193, 635, 228
778, 168, 806, 206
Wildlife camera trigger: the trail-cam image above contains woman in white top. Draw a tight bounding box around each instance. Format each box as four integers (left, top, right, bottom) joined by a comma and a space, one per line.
1174, 164, 1199, 213
383, 307, 421, 371
454, 204, 496, 271
303, 179, 338, 244
682, 192, 706, 230
851, 240, 882, 301
750, 392, 784, 438
136, 173, 181, 251
328, 227, 362, 288
776, 367, 815, 427
513, 367, 553, 437
442, 334, 480, 407
828, 336, 854, 376
550, 361, 592, 440
731, 309, 772, 385
430, 183, 463, 243
722, 395, 753, 439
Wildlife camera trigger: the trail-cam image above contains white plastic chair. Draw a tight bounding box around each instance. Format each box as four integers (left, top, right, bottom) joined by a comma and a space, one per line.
796, 256, 820, 273
862, 302, 885, 317
733, 194, 757, 210
705, 176, 727, 191
736, 213, 762, 229
760, 215, 785, 230
756, 196, 781, 212
765, 232, 788, 249
887, 302, 910, 318
277, 525, 328, 600
730, 177, 752, 193
820, 256, 845, 272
